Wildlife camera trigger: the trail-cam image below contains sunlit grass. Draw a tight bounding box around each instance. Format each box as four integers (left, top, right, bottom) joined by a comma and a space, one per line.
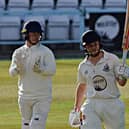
0, 59, 129, 129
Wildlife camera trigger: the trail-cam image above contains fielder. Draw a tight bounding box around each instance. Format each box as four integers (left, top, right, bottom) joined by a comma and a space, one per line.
9, 20, 56, 129
71, 30, 128, 129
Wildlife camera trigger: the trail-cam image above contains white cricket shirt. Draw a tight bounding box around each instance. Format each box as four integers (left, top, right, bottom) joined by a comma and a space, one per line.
78, 50, 121, 99
9, 43, 56, 99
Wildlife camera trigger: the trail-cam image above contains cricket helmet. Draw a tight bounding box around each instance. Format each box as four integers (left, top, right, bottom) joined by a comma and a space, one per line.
21, 20, 43, 34
21, 20, 44, 40
81, 30, 101, 47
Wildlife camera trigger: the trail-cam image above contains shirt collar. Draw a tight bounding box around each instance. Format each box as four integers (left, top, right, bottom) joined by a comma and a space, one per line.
84, 50, 109, 65
23, 42, 40, 50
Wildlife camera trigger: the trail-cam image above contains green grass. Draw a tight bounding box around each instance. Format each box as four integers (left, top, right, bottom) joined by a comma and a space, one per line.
0, 59, 129, 129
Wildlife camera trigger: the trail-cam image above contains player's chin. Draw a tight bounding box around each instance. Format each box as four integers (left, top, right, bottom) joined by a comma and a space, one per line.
31, 41, 39, 45
91, 51, 100, 57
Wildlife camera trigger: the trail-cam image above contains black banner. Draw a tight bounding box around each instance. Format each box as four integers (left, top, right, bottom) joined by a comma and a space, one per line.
88, 12, 125, 51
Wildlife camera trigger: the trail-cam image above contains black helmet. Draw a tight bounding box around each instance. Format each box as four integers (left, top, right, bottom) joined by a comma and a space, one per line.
21, 20, 43, 34
81, 30, 101, 47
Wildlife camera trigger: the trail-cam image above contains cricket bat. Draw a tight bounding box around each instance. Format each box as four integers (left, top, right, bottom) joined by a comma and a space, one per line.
122, 31, 129, 65
122, 2, 129, 65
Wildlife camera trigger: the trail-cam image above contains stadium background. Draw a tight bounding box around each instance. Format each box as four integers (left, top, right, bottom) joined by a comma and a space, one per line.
0, 0, 127, 59
0, 1, 129, 129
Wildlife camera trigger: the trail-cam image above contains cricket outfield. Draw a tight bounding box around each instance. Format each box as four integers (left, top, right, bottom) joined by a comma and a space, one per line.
0, 59, 129, 129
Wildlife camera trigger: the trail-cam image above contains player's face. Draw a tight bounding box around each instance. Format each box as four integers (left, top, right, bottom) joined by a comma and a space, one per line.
28, 32, 41, 45
85, 41, 100, 57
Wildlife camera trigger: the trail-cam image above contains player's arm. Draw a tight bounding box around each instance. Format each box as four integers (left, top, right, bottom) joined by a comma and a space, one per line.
9, 50, 25, 76
41, 51, 56, 76
74, 83, 86, 112
69, 86, 85, 128
9, 51, 19, 76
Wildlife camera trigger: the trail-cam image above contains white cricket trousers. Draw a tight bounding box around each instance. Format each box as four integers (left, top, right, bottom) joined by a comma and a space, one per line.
18, 97, 51, 129
81, 98, 125, 129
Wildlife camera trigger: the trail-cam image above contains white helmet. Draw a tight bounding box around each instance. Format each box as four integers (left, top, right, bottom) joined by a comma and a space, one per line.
69, 110, 81, 128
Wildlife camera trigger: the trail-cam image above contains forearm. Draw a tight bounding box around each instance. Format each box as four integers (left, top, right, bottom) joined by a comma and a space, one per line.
9, 50, 25, 76
9, 64, 19, 77
40, 64, 56, 76
42, 54, 56, 76
9, 54, 20, 76
74, 83, 86, 111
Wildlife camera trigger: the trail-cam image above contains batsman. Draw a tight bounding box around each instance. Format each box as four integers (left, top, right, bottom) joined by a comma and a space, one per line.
69, 30, 128, 129
9, 20, 56, 129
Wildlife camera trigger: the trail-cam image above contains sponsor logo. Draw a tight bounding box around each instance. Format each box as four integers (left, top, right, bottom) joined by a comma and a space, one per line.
95, 15, 119, 42
92, 75, 107, 91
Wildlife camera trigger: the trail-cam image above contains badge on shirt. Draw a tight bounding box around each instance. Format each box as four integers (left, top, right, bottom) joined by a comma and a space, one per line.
103, 63, 110, 72
84, 70, 88, 75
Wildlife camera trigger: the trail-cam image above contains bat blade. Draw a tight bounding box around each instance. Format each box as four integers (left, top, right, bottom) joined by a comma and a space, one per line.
122, 28, 129, 65
122, 4, 129, 65
122, 24, 129, 64
122, 28, 129, 49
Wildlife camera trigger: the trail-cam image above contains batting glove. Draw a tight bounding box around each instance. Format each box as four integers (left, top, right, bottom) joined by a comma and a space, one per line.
69, 110, 81, 128
117, 64, 129, 79
33, 56, 43, 73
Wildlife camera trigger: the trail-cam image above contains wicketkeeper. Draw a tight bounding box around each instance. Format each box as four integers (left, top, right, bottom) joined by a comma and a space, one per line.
69, 30, 129, 129
9, 20, 56, 129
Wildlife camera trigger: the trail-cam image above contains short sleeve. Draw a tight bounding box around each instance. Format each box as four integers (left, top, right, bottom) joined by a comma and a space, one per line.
113, 54, 121, 77
77, 64, 86, 84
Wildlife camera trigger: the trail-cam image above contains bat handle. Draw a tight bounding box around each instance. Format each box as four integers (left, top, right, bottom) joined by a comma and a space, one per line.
122, 50, 128, 65
80, 111, 84, 127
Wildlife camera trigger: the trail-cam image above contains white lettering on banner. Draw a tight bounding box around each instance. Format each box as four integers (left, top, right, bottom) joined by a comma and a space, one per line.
95, 15, 120, 40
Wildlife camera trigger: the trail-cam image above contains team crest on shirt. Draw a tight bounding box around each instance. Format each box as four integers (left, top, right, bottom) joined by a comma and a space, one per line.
103, 63, 110, 72
84, 70, 88, 75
